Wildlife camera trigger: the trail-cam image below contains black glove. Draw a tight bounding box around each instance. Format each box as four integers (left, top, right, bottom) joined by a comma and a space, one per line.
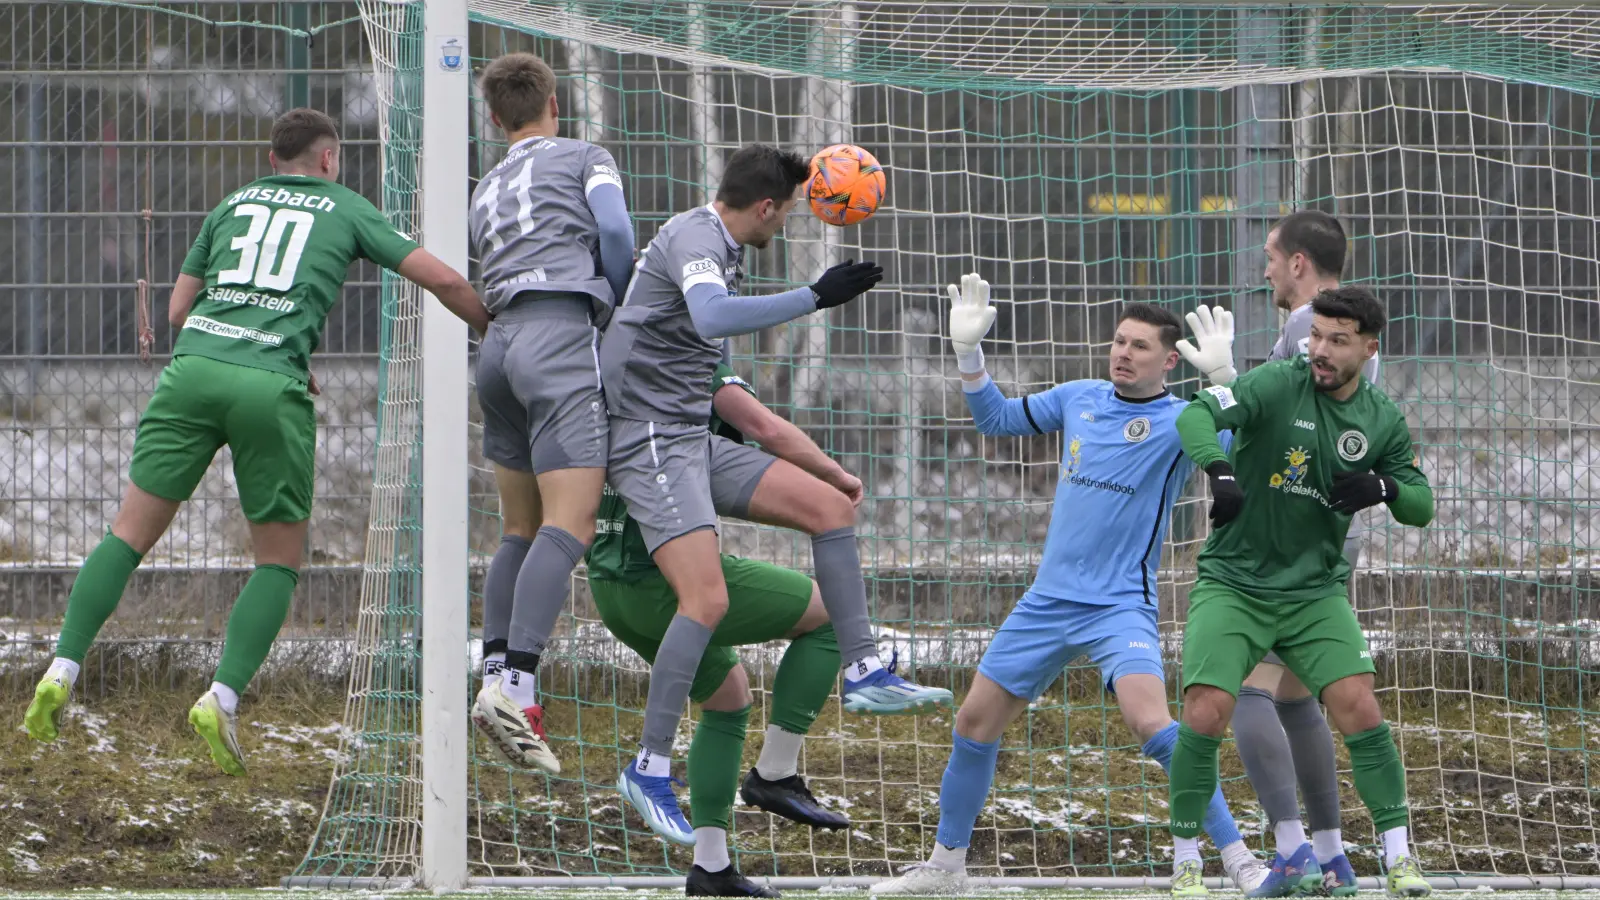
1204, 461, 1244, 527
811, 259, 884, 309
1329, 471, 1398, 514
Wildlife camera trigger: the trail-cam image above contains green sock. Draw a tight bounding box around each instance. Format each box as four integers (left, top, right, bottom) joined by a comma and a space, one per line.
1346, 722, 1410, 833
687, 705, 750, 831
770, 623, 839, 734
56, 533, 145, 663
1168, 723, 1221, 839
213, 565, 299, 693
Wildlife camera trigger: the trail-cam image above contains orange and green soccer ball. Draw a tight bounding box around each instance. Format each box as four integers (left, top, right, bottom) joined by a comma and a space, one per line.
807, 144, 885, 226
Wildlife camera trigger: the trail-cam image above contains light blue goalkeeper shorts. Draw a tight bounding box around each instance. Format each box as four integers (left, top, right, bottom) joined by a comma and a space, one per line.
977, 592, 1165, 701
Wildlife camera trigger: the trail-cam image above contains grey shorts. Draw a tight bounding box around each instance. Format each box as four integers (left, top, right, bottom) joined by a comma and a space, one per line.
1261, 531, 1363, 668
606, 418, 776, 554
477, 296, 608, 474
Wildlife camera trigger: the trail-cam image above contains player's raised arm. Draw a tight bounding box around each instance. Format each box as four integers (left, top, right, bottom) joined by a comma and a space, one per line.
1176, 304, 1237, 385
946, 273, 1067, 436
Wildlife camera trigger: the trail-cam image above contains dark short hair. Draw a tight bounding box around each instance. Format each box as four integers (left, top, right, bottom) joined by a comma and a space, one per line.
1117, 301, 1182, 350
1274, 210, 1346, 278
270, 108, 340, 162
480, 52, 557, 132
715, 144, 810, 210
1311, 286, 1386, 336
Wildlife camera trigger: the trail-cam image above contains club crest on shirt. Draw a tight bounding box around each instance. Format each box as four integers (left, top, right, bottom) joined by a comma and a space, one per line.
1123, 417, 1151, 443
1337, 429, 1369, 462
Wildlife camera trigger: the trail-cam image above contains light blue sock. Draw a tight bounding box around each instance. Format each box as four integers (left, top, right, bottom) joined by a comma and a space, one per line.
1143, 721, 1244, 848
934, 730, 1001, 849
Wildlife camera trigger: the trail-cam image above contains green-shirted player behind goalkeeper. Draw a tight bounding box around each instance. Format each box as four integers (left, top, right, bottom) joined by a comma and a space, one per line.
588, 360, 854, 898
22, 108, 490, 775
1165, 286, 1433, 898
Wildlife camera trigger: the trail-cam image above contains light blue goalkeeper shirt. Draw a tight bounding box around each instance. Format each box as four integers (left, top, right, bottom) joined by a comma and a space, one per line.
964, 375, 1226, 607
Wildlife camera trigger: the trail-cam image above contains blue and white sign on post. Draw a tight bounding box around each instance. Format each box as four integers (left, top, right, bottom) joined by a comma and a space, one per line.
439, 36, 465, 72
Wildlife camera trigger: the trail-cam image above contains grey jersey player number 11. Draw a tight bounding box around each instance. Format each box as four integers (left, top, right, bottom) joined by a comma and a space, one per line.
470, 135, 625, 321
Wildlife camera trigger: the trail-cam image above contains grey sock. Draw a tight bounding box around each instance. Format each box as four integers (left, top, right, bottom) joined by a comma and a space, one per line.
482, 535, 531, 655
1278, 694, 1342, 833
810, 527, 877, 665
1233, 685, 1302, 825
506, 525, 587, 657
642, 614, 714, 755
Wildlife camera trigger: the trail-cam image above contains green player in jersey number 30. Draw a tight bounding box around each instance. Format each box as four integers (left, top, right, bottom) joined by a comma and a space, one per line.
23, 109, 488, 781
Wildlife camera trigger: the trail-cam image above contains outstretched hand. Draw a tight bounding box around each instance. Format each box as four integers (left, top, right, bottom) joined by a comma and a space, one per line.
1176, 304, 1237, 386
946, 272, 997, 356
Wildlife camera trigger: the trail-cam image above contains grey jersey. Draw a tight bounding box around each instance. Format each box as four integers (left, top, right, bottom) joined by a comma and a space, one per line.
598, 204, 743, 424
1269, 302, 1382, 386
470, 136, 623, 319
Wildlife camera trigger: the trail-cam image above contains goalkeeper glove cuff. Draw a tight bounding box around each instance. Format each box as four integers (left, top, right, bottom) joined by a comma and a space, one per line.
956, 347, 985, 375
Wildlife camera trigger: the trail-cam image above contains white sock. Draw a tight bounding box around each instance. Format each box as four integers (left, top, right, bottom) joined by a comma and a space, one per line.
1313, 828, 1344, 862
47, 657, 80, 687
209, 682, 240, 715
928, 843, 967, 873
483, 651, 506, 681
692, 827, 730, 872
1173, 835, 1202, 865
1219, 840, 1255, 875
1274, 819, 1308, 858
500, 666, 537, 707
843, 655, 883, 683
635, 745, 672, 778
755, 725, 804, 780
1381, 826, 1410, 868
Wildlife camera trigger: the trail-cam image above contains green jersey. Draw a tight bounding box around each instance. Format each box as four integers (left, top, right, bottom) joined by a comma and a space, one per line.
587, 364, 756, 582
175, 175, 419, 381
1188, 357, 1428, 601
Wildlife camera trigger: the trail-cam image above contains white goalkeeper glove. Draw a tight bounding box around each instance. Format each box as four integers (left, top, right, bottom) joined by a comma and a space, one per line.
947, 272, 997, 374
1176, 304, 1237, 386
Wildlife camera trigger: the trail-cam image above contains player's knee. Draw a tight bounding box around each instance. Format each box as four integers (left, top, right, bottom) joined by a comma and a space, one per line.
554, 519, 596, 548
799, 486, 856, 535
678, 591, 729, 627
1179, 686, 1233, 737
1321, 676, 1382, 734
784, 585, 830, 637
1123, 706, 1173, 744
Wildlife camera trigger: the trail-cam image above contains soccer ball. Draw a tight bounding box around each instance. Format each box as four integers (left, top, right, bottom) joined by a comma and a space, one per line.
807, 144, 885, 227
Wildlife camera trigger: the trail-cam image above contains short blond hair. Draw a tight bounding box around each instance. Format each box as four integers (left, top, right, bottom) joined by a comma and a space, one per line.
480, 52, 557, 131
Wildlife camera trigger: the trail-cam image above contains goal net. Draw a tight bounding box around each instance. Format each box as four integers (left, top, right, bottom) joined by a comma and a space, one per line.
294, 0, 1600, 888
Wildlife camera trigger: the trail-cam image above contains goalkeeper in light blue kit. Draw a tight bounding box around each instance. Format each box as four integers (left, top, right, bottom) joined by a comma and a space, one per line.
873, 276, 1267, 896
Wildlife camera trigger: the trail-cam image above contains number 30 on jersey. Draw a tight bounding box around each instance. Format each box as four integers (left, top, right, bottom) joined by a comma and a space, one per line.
218, 203, 315, 291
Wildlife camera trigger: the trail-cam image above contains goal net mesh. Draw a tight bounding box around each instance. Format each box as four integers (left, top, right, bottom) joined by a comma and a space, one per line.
296, 0, 1600, 884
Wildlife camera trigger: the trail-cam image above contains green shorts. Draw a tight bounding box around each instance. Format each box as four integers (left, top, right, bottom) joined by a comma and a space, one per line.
1181, 579, 1375, 700
590, 555, 815, 704
129, 354, 317, 523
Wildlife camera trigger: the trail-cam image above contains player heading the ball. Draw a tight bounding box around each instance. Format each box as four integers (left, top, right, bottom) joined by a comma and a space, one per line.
597, 143, 952, 846
22, 108, 489, 776
873, 276, 1269, 897
465, 52, 637, 777
1170, 285, 1433, 899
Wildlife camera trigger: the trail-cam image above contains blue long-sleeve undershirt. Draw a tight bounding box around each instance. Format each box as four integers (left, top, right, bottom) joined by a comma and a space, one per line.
587, 182, 635, 306
685, 282, 817, 340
